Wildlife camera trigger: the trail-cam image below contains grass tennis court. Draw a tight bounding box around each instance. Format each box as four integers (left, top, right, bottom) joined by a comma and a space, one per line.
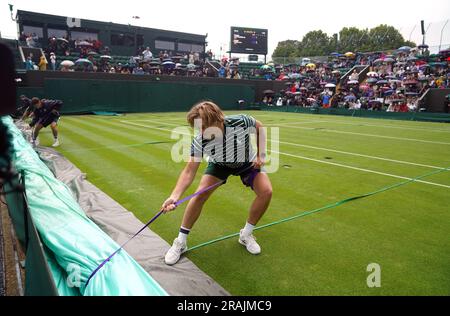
38, 111, 450, 295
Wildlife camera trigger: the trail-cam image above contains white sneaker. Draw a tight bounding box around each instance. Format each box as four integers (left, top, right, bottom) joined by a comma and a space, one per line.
52, 139, 60, 147
165, 238, 188, 265
239, 230, 261, 255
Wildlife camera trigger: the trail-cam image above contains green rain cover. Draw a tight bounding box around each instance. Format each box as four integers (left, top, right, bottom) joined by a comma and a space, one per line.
3, 116, 168, 296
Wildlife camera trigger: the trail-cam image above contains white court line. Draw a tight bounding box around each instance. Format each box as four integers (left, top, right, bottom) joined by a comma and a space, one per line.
274, 123, 450, 146
120, 120, 450, 189
273, 151, 450, 190
249, 112, 450, 133
279, 119, 450, 133
275, 141, 445, 170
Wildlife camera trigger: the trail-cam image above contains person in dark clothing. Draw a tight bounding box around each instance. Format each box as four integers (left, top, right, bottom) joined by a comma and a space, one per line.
13, 95, 32, 120
29, 97, 63, 147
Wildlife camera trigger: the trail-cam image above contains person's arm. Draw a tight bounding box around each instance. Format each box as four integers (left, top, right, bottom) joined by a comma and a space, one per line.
161, 158, 201, 212
253, 120, 266, 169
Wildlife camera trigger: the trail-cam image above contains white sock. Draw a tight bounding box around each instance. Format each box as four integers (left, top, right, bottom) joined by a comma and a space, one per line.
242, 222, 255, 236
178, 227, 190, 244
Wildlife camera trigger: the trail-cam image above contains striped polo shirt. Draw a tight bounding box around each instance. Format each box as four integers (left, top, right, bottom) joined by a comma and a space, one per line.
190, 114, 257, 168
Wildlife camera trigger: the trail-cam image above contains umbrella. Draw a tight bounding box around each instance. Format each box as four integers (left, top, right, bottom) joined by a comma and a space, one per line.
404, 80, 418, 85
100, 55, 112, 60
75, 58, 93, 65
345, 52, 355, 57
325, 83, 336, 88
307, 98, 317, 103
369, 99, 382, 104
78, 41, 93, 47
406, 56, 418, 62
300, 87, 308, 91
383, 90, 395, 96
367, 78, 378, 84
429, 62, 447, 67
383, 57, 395, 63
60, 60, 74, 67
348, 80, 359, 85
398, 46, 412, 52
162, 61, 175, 67
87, 51, 98, 56
260, 65, 271, 70
373, 58, 384, 64
57, 38, 69, 44
149, 60, 161, 66
331, 52, 340, 57
187, 63, 196, 69
306, 63, 316, 68
367, 71, 378, 77
263, 90, 275, 95
344, 95, 356, 102
288, 73, 302, 79
376, 80, 388, 85
332, 70, 341, 75
418, 44, 429, 49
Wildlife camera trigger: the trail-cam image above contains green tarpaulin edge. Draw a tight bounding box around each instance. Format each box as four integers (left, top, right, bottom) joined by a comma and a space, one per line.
2, 116, 168, 296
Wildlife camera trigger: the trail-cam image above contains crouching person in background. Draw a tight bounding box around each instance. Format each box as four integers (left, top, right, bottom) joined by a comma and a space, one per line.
30, 97, 63, 147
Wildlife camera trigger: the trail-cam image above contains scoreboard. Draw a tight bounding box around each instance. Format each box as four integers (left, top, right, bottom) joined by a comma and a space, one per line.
230, 27, 268, 55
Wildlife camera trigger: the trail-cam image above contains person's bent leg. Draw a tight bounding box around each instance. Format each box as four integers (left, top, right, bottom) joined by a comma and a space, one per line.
180, 175, 223, 230
248, 172, 272, 226
32, 124, 43, 146
50, 122, 60, 147
239, 172, 272, 255
165, 175, 223, 265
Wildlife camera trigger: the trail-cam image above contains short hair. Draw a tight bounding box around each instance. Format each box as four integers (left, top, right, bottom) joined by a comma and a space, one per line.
187, 101, 225, 128
31, 97, 40, 105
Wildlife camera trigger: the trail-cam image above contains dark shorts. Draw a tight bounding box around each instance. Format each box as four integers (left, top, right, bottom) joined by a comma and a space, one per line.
204, 162, 261, 190
35, 114, 60, 128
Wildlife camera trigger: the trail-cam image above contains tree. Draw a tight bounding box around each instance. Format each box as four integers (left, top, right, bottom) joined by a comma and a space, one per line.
298, 30, 331, 57
367, 24, 411, 51
338, 27, 370, 52
272, 24, 416, 58
272, 40, 300, 58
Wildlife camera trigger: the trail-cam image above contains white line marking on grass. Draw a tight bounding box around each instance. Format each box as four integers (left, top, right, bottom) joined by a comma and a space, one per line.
276, 141, 445, 170
282, 119, 450, 133
274, 123, 450, 145
273, 151, 450, 190
267, 121, 328, 126
120, 120, 450, 189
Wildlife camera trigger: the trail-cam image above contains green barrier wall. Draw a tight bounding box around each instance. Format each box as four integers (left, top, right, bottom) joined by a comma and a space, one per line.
261, 106, 450, 123
18, 79, 255, 114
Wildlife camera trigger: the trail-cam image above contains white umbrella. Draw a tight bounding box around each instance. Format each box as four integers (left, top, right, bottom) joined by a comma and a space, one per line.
325, 83, 336, 88
367, 71, 378, 77
60, 60, 74, 67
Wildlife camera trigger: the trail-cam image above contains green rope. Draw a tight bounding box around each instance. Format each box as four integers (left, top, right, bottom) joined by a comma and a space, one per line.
188, 166, 450, 252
